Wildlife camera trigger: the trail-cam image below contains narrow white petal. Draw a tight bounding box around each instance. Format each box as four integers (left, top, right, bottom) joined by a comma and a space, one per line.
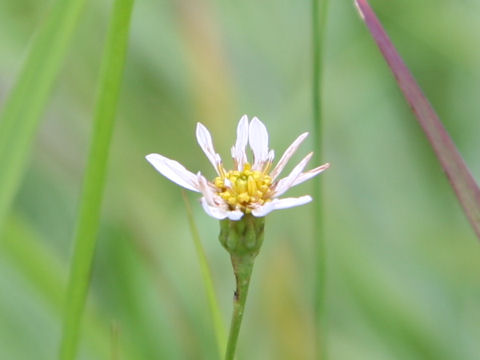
249, 117, 269, 170
201, 198, 228, 220
273, 152, 313, 197
196, 123, 222, 174
251, 196, 312, 217
232, 115, 249, 170
198, 175, 242, 220
197, 173, 216, 204
291, 163, 330, 187
146, 153, 199, 192
271, 195, 312, 209
226, 210, 244, 221
266, 149, 275, 165
270, 132, 309, 180
252, 204, 275, 217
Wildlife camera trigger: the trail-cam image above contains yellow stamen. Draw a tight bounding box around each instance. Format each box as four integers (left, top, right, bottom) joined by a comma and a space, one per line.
236, 179, 247, 194
247, 176, 257, 196
238, 192, 250, 203
213, 162, 273, 212
217, 164, 226, 178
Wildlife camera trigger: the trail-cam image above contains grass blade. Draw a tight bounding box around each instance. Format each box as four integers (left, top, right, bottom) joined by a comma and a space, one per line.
354, 0, 480, 240
312, 0, 330, 358
182, 191, 226, 359
59, 0, 135, 358
0, 0, 88, 231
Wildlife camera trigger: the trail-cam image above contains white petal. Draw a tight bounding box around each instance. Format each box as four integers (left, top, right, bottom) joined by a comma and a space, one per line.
270, 132, 309, 180
201, 198, 228, 219
251, 196, 312, 217
249, 117, 269, 170
196, 123, 222, 174
198, 176, 243, 220
146, 153, 200, 192
272, 195, 312, 209
226, 210, 244, 221
291, 163, 330, 187
267, 149, 275, 164
232, 115, 249, 170
273, 152, 313, 197
260, 150, 275, 173
197, 173, 216, 204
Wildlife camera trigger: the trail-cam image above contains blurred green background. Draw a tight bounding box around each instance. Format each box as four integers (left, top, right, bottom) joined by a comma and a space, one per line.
1, 0, 480, 359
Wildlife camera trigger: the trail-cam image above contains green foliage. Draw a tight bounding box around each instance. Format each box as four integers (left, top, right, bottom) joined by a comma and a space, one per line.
60, 0, 135, 358
311, 0, 330, 358
0, 0, 479, 359
355, 0, 480, 240
0, 0, 88, 231
183, 192, 226, 359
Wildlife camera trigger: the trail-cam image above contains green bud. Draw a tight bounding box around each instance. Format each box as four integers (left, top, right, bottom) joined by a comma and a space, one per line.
219, 214, 265, 257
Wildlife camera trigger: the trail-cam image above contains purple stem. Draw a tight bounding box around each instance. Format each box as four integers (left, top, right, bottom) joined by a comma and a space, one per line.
355, 0, 480, 239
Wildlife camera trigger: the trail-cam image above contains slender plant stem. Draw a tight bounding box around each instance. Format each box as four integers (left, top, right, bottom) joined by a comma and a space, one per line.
312, 0, 329, 358
224, 254, 255, 360
355, 0, 480, 240
182, 191, 227, 359
59, 0, 134, 358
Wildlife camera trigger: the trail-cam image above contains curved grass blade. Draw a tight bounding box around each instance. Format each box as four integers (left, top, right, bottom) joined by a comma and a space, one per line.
354, 0, 480, 240
59, 0, 135, 358
312, 0, 330, 358
0, 0, 88, 232
182, 191, 226, 359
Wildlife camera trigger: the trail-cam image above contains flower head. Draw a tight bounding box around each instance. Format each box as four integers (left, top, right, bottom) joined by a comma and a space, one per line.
146, 115, 329, 220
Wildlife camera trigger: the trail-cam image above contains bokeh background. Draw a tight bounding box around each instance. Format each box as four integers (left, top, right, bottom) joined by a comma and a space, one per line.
1, 0, 480, 359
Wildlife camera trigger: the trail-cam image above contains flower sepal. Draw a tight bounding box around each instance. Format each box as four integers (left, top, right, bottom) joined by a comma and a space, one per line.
220, 215, 264, 359
219, 214, 265, 257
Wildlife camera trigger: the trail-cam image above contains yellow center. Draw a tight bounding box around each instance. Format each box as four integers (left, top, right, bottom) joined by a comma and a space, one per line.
214, 163, 272, 212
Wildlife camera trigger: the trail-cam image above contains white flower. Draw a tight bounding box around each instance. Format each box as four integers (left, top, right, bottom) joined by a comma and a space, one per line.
146, 115, 330, 221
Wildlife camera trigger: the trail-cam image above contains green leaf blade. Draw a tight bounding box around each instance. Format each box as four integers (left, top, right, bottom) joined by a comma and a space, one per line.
0, 0, 88, 231
354, 0, 480, 240
59, 0, 135, 358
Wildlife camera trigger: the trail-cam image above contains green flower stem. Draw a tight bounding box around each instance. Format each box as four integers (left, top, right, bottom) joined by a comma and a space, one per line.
312, 0, 329, 358
224, 254, 255, 360
219, 215, 265, 360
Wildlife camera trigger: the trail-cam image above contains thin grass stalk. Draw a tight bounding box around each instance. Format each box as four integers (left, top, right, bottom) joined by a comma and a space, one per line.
0, 0, 88, 232
354, 0, 480, 240
182, 191, 227, 359
312, 0, 330, 358
59, 0, 135, 358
